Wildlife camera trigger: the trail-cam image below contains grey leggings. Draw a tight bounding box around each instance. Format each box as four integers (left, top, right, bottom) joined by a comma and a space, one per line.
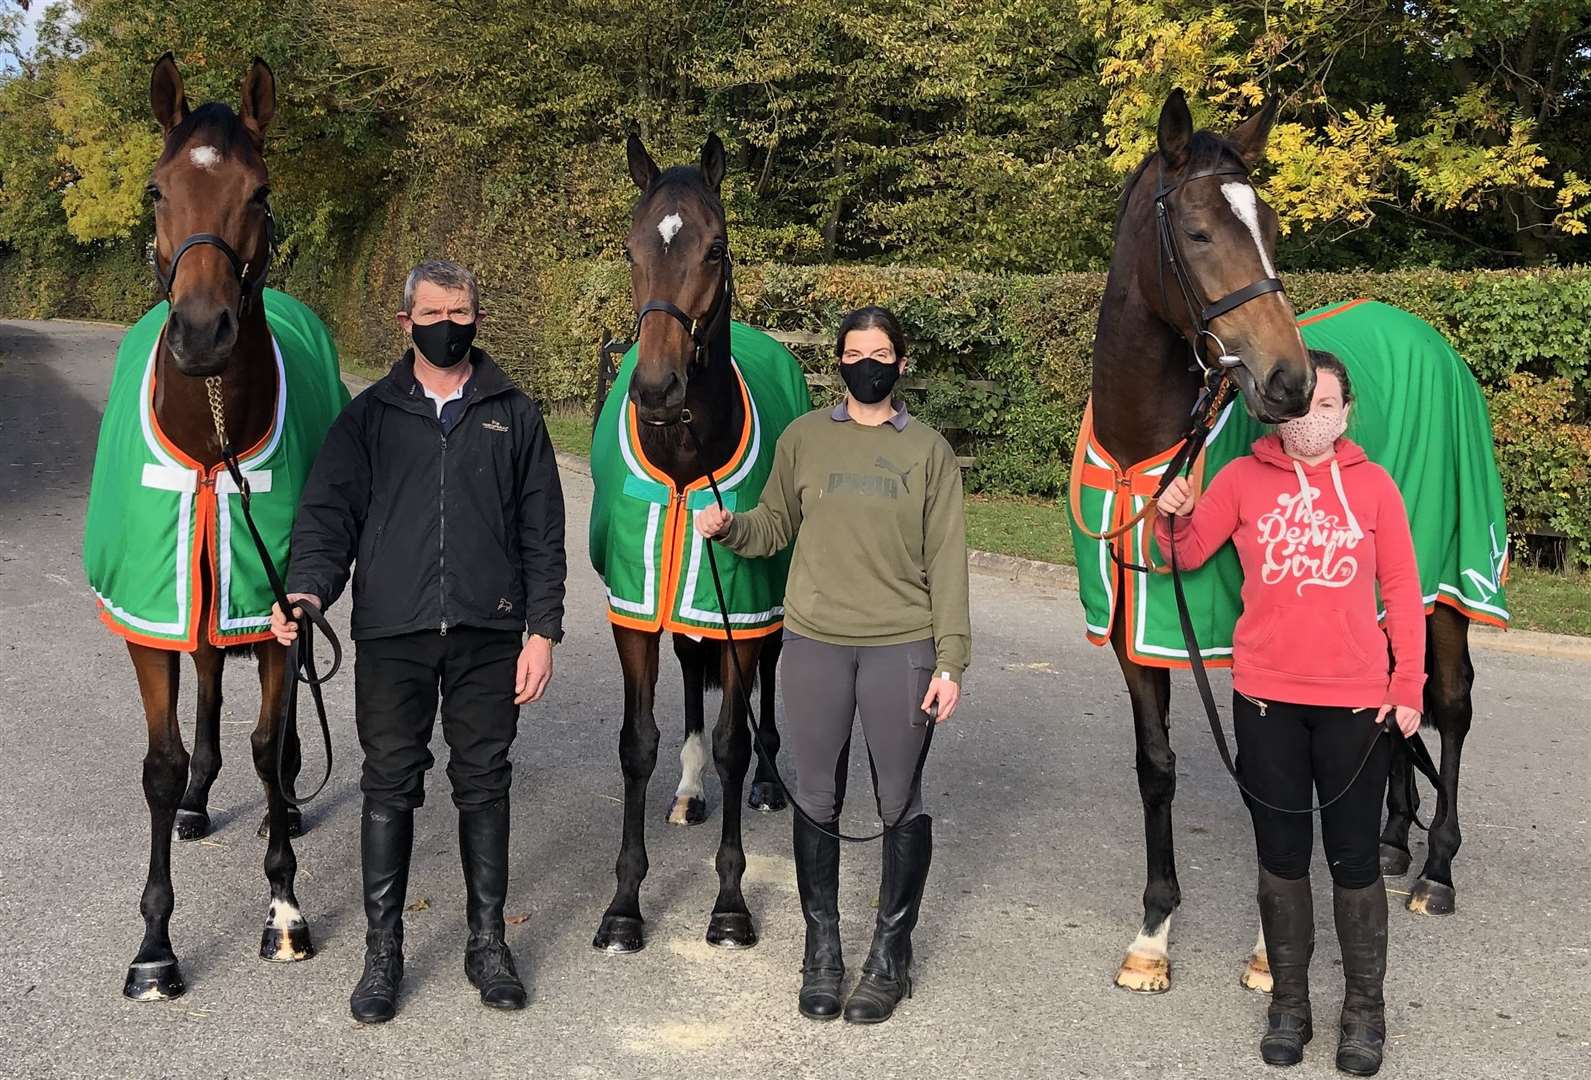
780, 631, 937, 826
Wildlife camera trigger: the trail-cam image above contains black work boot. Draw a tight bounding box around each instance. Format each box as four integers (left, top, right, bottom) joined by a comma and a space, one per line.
350, 800, 413, 1024
844, 815, 932, 1024
793, 814, 844, 1020
1334, 878, 1389, 1076
1257, 868, 1315, 1066
460, 797, 527, 1011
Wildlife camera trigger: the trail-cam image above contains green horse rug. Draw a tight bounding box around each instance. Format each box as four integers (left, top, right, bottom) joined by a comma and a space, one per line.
589, 322, 811, 638
1069, 299, 1510, 668
84, 288, 348, 651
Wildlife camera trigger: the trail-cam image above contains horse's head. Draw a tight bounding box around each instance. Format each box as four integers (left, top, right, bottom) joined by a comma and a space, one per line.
622, 133, 730, 426
1129, 90, 1312, 422
147, 53, 275, 377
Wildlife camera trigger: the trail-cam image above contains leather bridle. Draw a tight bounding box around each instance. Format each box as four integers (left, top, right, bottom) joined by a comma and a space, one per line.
630, 250, 734, 403
155, 203, 275, 319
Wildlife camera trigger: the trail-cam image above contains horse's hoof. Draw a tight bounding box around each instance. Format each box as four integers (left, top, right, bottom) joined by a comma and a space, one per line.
124, 959, 185, 1001
1406, 877, 1456, 917
705, 911, 757, 950
1379, 843, 1412, 877
173, 809, 211, 842
747, 781, 786, 813
666, 795, 709, 827
260, 921, 316, 963
257, 806, 305, 840
1114, 951, 1170, 993
593, 915, 645, 954
1240, 950, 1273, 994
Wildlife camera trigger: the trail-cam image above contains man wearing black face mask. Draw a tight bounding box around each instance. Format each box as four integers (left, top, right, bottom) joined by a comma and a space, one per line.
271, 259, 566, 1023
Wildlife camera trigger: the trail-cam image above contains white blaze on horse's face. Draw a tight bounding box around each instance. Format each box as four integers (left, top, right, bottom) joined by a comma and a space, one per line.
1220, 182, 1276, 279
189, 145, 222, 171
657, 212, 685, 249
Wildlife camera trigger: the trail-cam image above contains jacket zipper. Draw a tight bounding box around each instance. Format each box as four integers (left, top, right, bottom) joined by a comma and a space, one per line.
439, 430, 448, 635
1238, 691, 1268, 716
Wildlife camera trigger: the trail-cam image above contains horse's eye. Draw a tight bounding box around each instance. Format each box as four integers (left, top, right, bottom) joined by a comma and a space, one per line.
251, 185, 271, 205
706, 242, 726, 263
1186, 230, 1211, 244
145, 184, 162, 203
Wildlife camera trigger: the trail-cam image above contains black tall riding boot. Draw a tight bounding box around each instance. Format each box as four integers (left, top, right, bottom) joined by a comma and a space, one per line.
1334, 878, 1389, 1076
1257, 868, 1315, 1066
459, 797, 527, 1010
350, 800, 413, 1024
794, 814, 844, 1020
844, 815, 932, 1024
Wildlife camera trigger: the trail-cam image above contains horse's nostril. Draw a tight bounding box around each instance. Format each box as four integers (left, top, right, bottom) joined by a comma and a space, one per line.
212, 311, 235, 348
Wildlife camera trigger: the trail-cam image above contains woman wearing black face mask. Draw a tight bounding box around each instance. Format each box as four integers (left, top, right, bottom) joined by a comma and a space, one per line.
694, 305, 971, 1026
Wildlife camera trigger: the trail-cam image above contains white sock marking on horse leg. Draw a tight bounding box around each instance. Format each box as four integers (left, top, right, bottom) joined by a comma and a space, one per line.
657, 212, 684, 248
268, 899, 305, 929
1129, 913, 1171, 958
1251, 925, 1268, 959
675, 731, 708, 800
1220, 182, 1276, 279
189, 145, 222, 171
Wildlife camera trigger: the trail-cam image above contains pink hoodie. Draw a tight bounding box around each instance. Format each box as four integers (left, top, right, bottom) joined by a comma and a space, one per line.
1154, 435, 1426, 712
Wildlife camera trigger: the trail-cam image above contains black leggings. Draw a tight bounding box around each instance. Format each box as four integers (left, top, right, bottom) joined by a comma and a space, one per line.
1233, 691, 1391, 889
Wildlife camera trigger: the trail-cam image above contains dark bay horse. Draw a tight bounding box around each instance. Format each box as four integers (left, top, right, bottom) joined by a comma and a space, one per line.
116, 54, 311, 999
1091, 91, 1478, 994
592, 134, 783, 954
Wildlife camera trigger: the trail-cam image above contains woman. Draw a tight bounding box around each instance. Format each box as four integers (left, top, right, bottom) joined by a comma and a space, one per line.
1155, 352, 1423, 1077
694, 305, 970, 1025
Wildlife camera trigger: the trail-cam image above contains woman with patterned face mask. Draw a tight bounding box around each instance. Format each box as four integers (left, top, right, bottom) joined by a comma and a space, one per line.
1154, 351, 1425, 1077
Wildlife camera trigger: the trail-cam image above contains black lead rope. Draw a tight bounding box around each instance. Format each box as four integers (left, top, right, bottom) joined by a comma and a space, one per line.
217, 443, 341, 807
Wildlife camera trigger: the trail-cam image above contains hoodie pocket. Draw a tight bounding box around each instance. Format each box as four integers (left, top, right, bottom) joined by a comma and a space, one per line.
1234, 609, 1281, 657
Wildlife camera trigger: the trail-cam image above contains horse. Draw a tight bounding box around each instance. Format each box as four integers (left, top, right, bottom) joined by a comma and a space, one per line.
1086, 90, 1478, 994
92, 54, 315, 1000
590, 133, 787, 953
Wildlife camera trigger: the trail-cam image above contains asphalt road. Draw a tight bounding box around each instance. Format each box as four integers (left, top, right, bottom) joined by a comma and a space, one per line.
1, 318, 1587, 1080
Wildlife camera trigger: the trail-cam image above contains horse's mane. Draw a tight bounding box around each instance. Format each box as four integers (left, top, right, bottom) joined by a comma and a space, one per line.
1115, 131, 1248, 234
158, 102, 249, 162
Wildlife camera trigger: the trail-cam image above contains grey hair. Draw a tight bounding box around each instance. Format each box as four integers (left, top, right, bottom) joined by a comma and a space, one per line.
402, 259, 479, 313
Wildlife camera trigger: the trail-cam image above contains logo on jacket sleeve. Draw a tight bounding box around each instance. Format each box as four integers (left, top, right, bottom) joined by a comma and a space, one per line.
482, 419, 509, 433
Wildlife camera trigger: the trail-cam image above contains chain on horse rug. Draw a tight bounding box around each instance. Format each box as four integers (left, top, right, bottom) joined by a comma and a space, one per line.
1069, 298, 1511, 669
589, 321, 811, 639
84, 288, 348, 650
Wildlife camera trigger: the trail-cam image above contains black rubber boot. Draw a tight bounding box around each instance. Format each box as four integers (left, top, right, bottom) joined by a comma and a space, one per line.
844, 815, 931, 1025
1257, 868, 1315, 1066
350, 800, 412, 1024
460, 797, 527, 1011
793, 814, 844, 1020
1334, 878, 1389, 1077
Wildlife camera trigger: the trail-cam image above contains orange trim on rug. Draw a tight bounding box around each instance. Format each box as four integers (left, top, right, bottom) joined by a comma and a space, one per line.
1296, 298, 1370, 329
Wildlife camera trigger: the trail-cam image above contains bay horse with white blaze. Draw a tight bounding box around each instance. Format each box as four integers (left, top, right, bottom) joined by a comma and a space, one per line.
112, 54, 312, 999
1091, 91, 1478, 994
592, 134, 783, 954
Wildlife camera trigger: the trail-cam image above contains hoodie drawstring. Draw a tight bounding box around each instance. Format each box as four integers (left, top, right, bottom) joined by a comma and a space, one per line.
1292, 459, 1365, 543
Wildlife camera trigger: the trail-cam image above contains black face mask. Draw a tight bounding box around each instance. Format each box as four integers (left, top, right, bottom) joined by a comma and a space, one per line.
411, 318, 477, 369
839, 357, 901, 405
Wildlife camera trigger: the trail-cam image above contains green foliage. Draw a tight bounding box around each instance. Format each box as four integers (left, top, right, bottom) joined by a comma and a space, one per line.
1485, 373, 1591, 563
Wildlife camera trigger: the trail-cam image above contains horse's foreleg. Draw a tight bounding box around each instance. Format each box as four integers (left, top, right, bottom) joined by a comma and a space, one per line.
596, 627, 661, 953
1378, 744, 1416, 877
125, 645, 188, 1001
667, 635, 710, 827
250, 642, 314, 962
1408, 606, 1473, 918
705, 637, 760, 949
174, 641, 225, 841
747, 634, 786, 813
256, 644, 304, 840
1111, 627, 1178, 993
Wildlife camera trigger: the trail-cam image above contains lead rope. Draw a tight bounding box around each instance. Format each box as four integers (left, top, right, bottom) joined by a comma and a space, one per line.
204, 376, 341, 806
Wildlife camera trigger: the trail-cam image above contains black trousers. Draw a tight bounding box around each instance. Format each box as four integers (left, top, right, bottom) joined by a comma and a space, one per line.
354, 627, 522, 812
1233, 691, 1391, 889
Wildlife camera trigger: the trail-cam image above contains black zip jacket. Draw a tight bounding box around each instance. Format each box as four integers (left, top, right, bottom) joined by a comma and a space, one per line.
287, 348, 566, 642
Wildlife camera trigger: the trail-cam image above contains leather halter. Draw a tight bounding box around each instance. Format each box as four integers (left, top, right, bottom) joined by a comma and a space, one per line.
630, 251, 734, 380
1152, 162, 1285, 373
155, 204, 275, 319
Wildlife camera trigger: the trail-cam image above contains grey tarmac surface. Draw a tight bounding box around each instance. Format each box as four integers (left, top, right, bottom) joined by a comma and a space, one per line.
1, 318, 1587, 1080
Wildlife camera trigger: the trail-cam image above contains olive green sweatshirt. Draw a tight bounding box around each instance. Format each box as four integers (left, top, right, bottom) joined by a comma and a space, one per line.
721, 403, 971, 681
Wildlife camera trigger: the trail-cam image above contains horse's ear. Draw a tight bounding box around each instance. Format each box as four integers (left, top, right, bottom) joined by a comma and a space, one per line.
627, 133, 659, 192
700, 133, 725, 193
1156, 89, 1193, 170
240, 57, 276, 145
1229, 97, 1278, 169
150, 52, 190, 136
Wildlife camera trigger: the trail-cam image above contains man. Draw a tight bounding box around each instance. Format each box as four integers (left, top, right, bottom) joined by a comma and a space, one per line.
271, 260, 566, 1023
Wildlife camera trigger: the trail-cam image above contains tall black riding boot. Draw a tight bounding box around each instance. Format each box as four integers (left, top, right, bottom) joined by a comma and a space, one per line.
460, 797, 527, 1010
794, 814, 844, 1020
1257, 868, 1315, 1066
1334, 878, 1389, 1077
844, 815, 932, 1025
350, 800, 413, 1024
